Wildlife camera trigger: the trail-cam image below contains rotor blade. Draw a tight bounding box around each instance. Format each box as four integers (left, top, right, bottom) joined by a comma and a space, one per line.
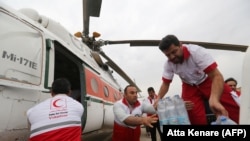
99, 51, 141, 92
88, 0, 102, 17
181, 41, 248, 52
106, 40, 248, 52
107, 40, 160, 46
83, 0, 102, 36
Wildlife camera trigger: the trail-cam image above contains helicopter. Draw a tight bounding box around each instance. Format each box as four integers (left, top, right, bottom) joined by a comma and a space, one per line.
0, 0, 250, 140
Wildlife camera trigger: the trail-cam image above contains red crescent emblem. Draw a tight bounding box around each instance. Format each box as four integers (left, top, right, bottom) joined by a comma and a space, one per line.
53, 99, 62, 108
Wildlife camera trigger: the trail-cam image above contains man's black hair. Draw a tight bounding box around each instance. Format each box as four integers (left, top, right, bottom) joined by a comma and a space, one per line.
52, 78, 71, 94
225, 77, 238, 85
124, 84, 136, 94
159, 34, 180, 51
147, 87, 155, 92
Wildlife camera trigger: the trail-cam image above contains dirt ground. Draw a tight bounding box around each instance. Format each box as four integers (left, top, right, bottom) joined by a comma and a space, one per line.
82, 126, 161, 141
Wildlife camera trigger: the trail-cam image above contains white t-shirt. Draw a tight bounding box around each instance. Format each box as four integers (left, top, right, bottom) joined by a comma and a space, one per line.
113, 98, 155, 129
162, 44, 215, 85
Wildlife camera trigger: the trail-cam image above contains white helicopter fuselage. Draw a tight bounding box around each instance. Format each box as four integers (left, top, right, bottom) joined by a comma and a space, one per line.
0, 2, 121, 140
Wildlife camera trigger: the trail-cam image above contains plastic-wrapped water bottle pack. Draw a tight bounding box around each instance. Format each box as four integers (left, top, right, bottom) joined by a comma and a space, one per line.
157, 94, 191, 131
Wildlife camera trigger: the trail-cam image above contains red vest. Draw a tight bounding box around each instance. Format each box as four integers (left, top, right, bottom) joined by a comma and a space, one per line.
29, 126, 82, 141
112, 122, 140, 141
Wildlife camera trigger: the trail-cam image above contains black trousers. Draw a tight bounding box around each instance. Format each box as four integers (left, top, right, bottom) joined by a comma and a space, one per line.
149, 120, 163, 141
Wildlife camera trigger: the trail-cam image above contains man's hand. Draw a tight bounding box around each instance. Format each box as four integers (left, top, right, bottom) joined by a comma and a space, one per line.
209, 98, 228, 117
153, 98, 160, 110
184, 101, 194, 110
142, 114, 158, 128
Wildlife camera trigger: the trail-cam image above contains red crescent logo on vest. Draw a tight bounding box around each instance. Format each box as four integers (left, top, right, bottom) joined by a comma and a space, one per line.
53, 99, 63, 108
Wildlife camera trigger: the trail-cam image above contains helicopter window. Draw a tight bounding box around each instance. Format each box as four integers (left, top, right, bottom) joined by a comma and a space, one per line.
103, 86, 109, 97
0, 11, 43, 85
91, 78, 99, 93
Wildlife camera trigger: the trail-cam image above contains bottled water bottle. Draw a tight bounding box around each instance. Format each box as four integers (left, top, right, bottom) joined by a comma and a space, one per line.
165, 97, 178, 125
210, 121, 217, 125
172, 94, 191, 125
157, 98, 168, 132
217, 116, 237, 125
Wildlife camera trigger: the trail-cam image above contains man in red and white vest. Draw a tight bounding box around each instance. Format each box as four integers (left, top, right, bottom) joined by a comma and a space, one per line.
27, 78, 84, 141
156, 34, 239, 124
112, 85, 158, 141
144, 87, 163, 141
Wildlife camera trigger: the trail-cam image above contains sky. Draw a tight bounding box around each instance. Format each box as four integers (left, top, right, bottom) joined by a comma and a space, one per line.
2, 0, 250, 98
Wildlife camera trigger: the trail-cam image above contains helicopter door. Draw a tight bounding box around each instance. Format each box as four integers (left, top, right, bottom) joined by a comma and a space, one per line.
44, 40, 87, 130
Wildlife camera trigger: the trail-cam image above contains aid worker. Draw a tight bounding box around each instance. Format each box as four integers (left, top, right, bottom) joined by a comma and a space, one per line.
156, 34, 239, 124
112, 85, 158, 141
27, 78, 84, 141
144, 87, 163, 141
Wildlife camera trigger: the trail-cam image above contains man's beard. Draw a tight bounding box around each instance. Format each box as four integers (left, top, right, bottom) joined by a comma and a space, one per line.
171, 56, 183, 64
